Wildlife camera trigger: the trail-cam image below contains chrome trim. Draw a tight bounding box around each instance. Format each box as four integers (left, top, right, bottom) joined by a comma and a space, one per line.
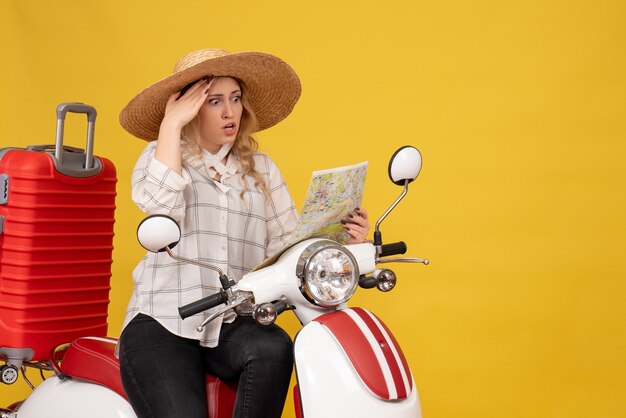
165, 247, 224, 276
377, 257, 429, 265
295, 240, 360, 308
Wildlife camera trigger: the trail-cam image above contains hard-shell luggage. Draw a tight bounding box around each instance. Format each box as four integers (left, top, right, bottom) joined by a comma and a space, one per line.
0, 103, 117, 371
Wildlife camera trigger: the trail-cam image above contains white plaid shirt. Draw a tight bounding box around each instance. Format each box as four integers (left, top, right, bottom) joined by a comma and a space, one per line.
122, 141, 298, 347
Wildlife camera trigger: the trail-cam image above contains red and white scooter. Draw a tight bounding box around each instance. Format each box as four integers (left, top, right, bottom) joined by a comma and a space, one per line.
1, 145, 428, 418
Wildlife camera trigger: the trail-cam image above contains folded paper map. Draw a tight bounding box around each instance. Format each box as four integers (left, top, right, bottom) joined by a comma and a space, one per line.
287, 161, 368, 245
253, 161, 368, 271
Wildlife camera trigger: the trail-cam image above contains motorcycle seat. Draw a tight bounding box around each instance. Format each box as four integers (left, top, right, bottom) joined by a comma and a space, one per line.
59, 336, 237, 417
60, 336, 127, 399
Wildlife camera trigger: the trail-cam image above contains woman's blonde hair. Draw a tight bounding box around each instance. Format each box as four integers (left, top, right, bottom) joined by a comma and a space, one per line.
181, 77, 270, 198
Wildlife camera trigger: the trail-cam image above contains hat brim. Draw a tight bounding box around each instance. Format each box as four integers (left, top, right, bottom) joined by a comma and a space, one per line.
120, 51, 301, 141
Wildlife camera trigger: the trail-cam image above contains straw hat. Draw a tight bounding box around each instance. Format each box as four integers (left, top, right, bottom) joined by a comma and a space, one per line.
120, 48, 301, 141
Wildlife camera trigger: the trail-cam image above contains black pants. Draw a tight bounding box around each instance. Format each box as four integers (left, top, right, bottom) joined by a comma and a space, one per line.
118, 313, 293, 418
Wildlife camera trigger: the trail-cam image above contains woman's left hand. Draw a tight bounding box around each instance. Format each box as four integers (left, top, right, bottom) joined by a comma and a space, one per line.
343, 208, 370, 244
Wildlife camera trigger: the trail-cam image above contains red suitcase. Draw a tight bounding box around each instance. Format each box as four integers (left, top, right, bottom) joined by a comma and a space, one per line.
0, 103, 117, 368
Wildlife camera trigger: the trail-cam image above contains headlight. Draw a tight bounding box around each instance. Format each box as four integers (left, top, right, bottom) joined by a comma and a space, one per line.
296, 240, 359, 308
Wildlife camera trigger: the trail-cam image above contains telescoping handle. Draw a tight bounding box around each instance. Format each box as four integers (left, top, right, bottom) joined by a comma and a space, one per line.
55, 102, 97, 169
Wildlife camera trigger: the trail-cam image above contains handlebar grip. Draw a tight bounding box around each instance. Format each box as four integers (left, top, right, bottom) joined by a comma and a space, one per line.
379, 241, 407, 257
179, 291, 227, 319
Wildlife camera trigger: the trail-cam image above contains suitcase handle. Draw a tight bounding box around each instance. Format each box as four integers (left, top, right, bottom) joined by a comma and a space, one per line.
55, 103, 97, 169
27, 145, 85, 154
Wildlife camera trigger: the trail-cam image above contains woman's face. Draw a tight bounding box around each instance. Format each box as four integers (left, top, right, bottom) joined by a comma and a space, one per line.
197, 77, 243, 153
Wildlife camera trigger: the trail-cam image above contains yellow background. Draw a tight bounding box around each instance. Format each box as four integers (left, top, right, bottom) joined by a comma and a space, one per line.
1, 0, 625, 417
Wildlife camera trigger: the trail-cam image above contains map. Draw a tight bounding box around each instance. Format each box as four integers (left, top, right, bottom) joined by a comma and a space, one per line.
253, 161, 368, 271
287, 161, 368, 245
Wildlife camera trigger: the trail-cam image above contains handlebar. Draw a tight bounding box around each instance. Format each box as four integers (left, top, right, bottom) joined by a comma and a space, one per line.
379, 241, 407, 257
273, 299, 289, 315
179, 290, 227, 319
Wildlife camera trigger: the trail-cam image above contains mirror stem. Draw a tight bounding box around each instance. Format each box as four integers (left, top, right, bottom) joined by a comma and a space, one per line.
374, 179, 410, 251
165, 247, 225, 276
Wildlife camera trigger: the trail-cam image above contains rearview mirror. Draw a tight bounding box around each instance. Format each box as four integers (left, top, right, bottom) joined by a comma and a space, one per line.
137, 215, 181, 252
375, 145, 423, 248
388, 146, 422, 186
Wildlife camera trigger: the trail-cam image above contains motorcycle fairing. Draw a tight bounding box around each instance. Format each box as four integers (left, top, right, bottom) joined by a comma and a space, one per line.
294, 318, 421, 418
13, 377, 137, 418
314, 307, 413, 400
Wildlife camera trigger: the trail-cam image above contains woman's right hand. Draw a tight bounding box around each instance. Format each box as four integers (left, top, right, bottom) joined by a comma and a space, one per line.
160, 78, 212, 133
155, 78, 211, 175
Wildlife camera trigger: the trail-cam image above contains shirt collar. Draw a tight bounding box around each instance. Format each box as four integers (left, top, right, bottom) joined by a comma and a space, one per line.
183, 142, 238, 181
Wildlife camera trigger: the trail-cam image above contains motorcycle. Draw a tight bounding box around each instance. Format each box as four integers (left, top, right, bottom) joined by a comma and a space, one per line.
1, 145, 428, 418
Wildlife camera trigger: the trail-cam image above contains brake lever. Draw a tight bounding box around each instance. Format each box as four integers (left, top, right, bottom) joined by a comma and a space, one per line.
196, 293, 251, 332
377, 257, 429, 265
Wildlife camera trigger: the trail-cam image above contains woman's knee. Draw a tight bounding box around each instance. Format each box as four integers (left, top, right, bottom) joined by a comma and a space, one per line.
235, 319, 294, 365
262, 326, 293, 364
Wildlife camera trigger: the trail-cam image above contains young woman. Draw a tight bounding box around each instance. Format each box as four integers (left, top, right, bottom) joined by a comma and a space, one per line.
118, 48, 370, 418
